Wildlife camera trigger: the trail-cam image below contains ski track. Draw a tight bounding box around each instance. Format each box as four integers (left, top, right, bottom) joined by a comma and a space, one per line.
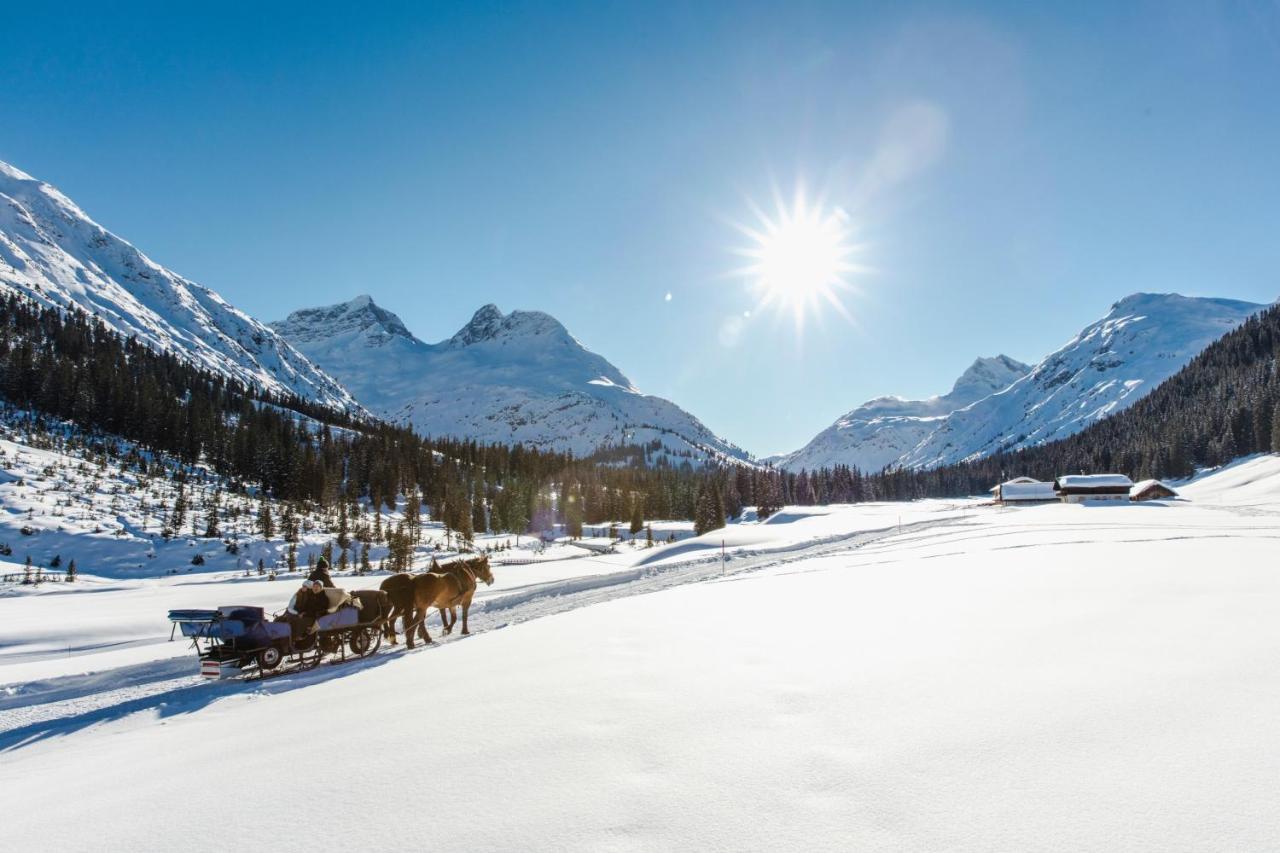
0, 514, 967, 750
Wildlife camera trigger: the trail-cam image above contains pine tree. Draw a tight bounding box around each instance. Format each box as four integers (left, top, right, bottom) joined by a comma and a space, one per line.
66, 558, 77, 582
756, 475, 781, 521
170, 482, 187, 536
1272, 404, 1280, 454
257, 500, 274, 538
282, 502, 300, 544
564, 486, 584, 538
694, 484, 712, 535
629, 493, 644, 535
458, 496, 474, 545
204, 489, 221, 538
336, 502, 350, 551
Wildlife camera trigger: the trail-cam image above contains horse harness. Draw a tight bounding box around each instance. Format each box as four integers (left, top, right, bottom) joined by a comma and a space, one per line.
442, 563, 477, 607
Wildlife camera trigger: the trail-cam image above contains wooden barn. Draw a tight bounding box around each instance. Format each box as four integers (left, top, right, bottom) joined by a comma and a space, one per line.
1053, 474, 1134, 503
1130, 479, 1178, 502
991, 478, 1057, 504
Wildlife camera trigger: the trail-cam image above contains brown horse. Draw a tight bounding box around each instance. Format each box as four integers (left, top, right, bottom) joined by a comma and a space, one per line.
378, 572, 414, 646
377, 556, 493, 648
434, 555, 494, 636
376, 555, 491, 648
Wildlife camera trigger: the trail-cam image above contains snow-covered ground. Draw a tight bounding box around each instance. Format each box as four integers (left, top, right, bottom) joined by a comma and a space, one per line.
0, 424, 659, 583
3, 456, 1279, 850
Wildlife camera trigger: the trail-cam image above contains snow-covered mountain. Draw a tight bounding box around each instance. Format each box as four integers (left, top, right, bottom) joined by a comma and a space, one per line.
780, 293, 1266, 472
0, 160, 360, 412
274, 297, 751, 463
773, 355, 1030, 472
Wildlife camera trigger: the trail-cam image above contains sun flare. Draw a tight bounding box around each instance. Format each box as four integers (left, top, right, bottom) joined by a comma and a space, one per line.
734, 186, 859, 331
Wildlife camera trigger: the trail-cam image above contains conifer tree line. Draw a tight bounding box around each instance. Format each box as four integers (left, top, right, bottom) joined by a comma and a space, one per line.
3, 293, 1277, 532
0, 295, 761, 534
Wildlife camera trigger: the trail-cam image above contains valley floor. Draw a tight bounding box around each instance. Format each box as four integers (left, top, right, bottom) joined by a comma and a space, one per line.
3, 457, 1280, 851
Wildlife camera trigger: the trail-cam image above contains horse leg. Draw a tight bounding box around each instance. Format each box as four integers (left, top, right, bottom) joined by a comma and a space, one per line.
384, 606, 400, 645
441, 605, 454, 635
460, 593, 473, 635
405, 607, 419, 649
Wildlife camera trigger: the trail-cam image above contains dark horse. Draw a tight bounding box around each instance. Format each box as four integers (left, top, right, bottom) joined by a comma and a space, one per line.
378, 556, 494, 648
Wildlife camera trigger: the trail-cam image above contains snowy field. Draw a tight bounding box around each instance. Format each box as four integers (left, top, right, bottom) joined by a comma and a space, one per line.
3, 457, 1280, 851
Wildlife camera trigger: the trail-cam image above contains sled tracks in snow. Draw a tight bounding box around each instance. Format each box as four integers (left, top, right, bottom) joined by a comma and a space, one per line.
0, 513, 969, 750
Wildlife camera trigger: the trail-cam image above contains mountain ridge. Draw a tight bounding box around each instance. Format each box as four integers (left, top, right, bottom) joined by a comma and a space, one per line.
0, 159, 361, 413
771, 353, 1030, 472
778, 292, 1266, 472
273, 297, 748, 463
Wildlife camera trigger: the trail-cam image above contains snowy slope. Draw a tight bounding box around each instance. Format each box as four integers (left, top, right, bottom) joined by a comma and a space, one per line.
0, 160, 360, 412
900, 293, 1266, 467
776, 355, 1029, 472
274, 297, 751, 463
5, 459, 1280, 850
781, 293, 1265, 471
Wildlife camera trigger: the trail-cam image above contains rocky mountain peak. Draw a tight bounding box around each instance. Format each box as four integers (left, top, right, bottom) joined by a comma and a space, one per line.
272, 295, 414, 346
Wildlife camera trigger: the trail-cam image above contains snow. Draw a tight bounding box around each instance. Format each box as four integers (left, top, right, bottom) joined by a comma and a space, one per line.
779, 293, 1266, 472
1054, 473, 1134, 489
1131, 478, 1177, 498
0, 160, 361, 413
5, 457, 1280, 850
997, 481, 1057, 501
775, 354, 1029, 471
272, 298, 752, 464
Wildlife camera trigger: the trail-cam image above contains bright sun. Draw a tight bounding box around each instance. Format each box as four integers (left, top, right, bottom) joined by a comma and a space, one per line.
734, 186, 859, 331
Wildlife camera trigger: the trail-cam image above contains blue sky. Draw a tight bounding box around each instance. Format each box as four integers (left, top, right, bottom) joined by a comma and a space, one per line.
3, 1, 1278, 456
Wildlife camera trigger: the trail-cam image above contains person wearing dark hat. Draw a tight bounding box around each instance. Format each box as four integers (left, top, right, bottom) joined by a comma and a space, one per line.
308, 556, 334, 588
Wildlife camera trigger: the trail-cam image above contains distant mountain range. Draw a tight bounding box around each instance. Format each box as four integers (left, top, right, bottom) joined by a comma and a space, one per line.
776, 293, 1267, 472
768, 355, 1030, 472
0, 160, 361, 413
273, 297, 751, 463
2, 159, 1267, 474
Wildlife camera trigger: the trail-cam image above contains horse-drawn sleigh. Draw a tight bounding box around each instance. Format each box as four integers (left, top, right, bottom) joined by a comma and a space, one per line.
167, 555, 494, 679
168, 589, 389, 679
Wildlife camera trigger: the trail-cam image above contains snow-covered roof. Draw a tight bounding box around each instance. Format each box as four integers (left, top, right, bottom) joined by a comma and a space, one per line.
1131, 479, 1178, 496
998, 482, 1057, 501
990, 476, 1043, 494
1055, 474, 1134, 490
